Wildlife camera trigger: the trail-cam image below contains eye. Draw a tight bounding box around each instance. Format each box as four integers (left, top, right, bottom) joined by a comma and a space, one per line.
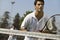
38, 4, 44, 6
38, 4, 40, 5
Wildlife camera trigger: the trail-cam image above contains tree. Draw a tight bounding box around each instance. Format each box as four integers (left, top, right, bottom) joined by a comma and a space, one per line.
13, 13, 20, 30
1, 11, 10, 28
0, 11, 10, 40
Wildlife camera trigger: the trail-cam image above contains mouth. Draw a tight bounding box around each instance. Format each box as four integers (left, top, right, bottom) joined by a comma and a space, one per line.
38, 9, 43, 11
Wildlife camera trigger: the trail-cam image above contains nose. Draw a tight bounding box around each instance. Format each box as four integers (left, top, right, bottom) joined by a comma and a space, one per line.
39, 4, 43, 9
40, 4, 43, 7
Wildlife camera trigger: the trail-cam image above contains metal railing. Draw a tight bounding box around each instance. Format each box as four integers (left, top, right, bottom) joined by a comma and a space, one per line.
0, 28, 60, 40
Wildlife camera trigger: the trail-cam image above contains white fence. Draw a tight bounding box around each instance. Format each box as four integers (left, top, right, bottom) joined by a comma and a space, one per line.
0, 28, 60, 40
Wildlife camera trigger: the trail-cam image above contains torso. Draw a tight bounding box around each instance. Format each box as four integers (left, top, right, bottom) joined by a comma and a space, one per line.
25, 11, 47, 32
21, 11, 48, 40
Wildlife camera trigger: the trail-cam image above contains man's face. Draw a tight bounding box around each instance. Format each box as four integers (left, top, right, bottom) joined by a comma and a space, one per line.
35, 1, 44, 12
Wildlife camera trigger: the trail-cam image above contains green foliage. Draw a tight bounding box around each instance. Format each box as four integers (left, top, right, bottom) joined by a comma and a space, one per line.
1, 19, 8, 28
1, 11, 10, 28
13, 13, 20, 30
19, 16, 24, 26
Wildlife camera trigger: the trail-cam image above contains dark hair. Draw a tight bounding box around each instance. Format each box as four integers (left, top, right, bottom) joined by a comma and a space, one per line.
34, 0, 44, 5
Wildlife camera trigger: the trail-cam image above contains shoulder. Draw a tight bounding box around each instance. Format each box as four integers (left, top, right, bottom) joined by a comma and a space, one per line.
24, 12, 34, 20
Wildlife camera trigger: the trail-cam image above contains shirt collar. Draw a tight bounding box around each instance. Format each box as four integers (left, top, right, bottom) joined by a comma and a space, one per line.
32, 11, 44, 21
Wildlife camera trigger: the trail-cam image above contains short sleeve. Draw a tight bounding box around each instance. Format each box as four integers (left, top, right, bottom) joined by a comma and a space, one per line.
21, 15, 30, 29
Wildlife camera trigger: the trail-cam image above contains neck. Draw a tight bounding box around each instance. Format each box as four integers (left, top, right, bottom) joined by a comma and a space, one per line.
35, 11, 44, 20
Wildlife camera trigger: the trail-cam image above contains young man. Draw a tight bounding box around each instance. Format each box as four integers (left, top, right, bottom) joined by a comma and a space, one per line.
21, 0, 48, 40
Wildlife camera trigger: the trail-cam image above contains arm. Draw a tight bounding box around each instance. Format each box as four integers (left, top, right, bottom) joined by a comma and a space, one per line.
20, 15, 30, 31
20, 26, 27, 31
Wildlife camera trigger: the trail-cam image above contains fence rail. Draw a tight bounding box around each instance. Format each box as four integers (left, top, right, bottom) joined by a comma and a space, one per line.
0, 28, 60, 40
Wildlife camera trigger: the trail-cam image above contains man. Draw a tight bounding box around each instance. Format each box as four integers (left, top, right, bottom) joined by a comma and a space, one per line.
21, 0, 48, 40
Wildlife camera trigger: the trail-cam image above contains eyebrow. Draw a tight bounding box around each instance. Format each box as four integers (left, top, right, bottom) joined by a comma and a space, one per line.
38, 4, 44, 5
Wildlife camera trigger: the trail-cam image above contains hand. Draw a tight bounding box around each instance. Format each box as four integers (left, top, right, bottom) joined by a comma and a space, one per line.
39, 30, 50, 33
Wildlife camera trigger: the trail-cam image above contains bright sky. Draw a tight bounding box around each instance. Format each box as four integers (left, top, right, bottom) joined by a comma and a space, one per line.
0, 0, 60, 17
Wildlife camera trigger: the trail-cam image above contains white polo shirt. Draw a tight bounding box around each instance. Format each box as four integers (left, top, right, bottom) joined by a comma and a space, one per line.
21, 11, 48, 40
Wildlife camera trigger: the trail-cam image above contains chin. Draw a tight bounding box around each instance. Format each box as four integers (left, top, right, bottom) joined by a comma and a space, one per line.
38, 9, 41, 11
36, 9, 43, 12
38, 9, 42, 12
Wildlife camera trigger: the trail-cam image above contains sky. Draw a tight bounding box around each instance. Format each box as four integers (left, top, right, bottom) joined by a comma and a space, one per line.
0, 0, 60, 18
